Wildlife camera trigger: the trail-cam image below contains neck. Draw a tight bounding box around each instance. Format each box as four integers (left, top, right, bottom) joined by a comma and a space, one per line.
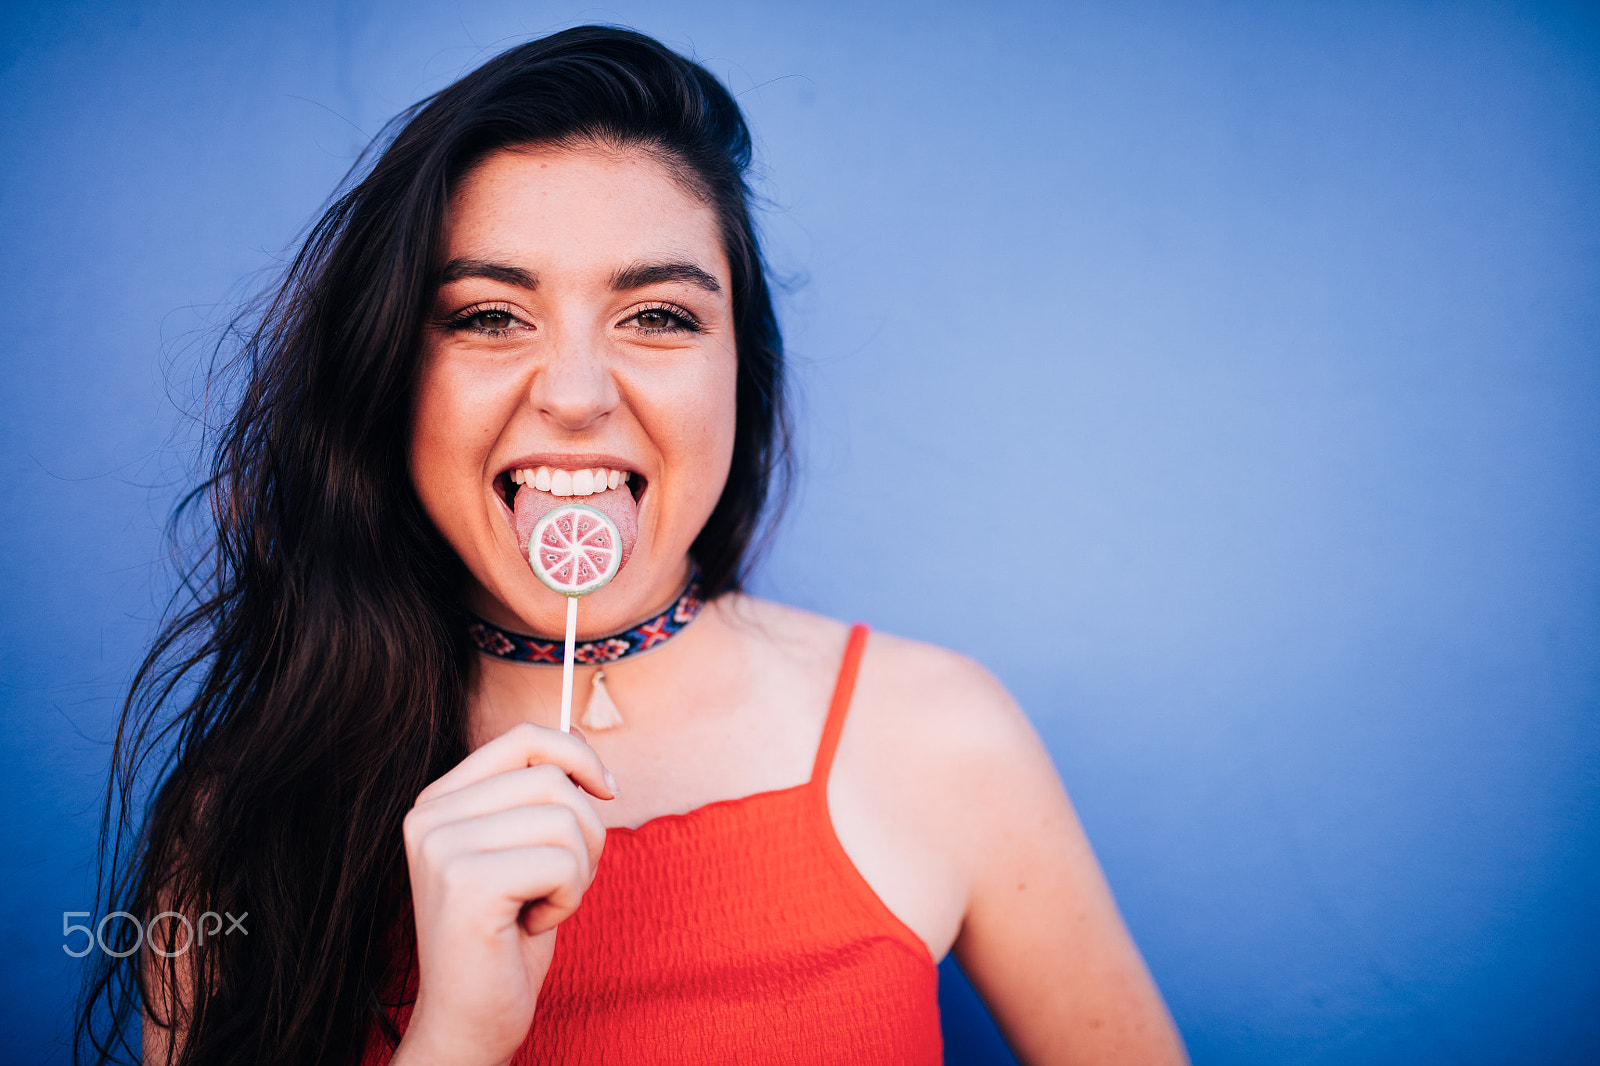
466, 591, 733, 749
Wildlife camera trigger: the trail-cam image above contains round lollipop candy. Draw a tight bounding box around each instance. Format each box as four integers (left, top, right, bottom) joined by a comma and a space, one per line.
529, 503, 623, 732
531, 503, 622, 596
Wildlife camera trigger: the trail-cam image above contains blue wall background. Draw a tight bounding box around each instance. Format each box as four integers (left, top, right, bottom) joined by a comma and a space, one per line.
3, 1, 1597, 1062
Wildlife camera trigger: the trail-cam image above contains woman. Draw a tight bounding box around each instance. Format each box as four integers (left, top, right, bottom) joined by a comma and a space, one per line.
82, 25, 1187, 1066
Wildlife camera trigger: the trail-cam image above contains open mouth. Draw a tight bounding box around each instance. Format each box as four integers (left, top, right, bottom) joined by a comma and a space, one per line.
495, 464, 646, 511
496, 463, 645, 570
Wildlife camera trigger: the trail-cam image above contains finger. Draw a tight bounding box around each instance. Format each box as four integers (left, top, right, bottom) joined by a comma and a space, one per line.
418, 721, 617, 804
410, 764, 606, 863
414, 803, 597, 884
519, 896, 577, 938
447, 846, 587, 932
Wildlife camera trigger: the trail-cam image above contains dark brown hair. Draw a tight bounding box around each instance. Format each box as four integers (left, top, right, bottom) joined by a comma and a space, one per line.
77, 25, 790, 1065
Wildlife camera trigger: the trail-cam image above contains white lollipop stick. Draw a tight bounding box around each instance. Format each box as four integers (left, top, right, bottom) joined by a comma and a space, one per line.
560, 595, 579, 732
528, 503, 624, 733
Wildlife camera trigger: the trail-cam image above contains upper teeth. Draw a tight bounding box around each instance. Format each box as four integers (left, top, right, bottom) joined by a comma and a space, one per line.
510, 466, 629, 497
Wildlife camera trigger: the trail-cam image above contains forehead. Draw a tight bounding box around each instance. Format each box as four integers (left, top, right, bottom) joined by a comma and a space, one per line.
445, 145, 727, 277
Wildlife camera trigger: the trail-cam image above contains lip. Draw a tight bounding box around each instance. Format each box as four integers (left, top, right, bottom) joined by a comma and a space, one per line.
496, 453, 642, 480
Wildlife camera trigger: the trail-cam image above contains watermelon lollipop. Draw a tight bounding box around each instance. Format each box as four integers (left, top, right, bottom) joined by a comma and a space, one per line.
530, 503, 622, 596
527, 503, 623, 733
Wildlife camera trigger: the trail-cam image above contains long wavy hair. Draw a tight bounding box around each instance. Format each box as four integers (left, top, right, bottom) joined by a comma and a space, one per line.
76, 26, 790, 1065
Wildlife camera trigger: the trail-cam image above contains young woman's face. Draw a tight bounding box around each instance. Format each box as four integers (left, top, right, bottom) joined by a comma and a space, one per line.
410, 144, 737, 637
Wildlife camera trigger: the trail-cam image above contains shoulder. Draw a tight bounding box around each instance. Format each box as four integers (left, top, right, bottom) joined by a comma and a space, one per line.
827, 618, 1048, 797
721, 595, 1058, 866
855, 628, 1023, 738
848, 629, 1065, 867
717, 594, 1024, 728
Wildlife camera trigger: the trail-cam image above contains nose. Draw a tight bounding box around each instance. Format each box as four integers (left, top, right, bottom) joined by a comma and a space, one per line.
530, 327, 616, 432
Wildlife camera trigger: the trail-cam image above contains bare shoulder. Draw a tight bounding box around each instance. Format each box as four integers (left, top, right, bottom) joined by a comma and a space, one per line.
857, 624, 1056, 806
720, 596, 1027, 739
722, 595, 1042, 782
854, 629, 1029, 741
724, 597, 1057, 868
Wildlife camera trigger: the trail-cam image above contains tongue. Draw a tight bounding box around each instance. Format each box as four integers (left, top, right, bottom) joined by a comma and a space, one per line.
513, 484, 639, 572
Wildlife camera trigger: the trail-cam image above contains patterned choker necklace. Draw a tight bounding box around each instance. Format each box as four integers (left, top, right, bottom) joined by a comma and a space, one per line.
468, 568, 705, 666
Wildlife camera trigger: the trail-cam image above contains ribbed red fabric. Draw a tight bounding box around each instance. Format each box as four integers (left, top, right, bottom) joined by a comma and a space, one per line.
362, 624, 943, 1065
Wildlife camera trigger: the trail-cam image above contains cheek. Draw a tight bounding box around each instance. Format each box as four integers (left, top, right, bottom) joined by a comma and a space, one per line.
689, 350, 740, 506
408, 353, 505, 530
714, 365, 738, 470
628, 348, 737, 516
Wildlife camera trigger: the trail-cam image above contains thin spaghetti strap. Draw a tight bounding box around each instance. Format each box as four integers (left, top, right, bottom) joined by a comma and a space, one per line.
810, 624, 870, 787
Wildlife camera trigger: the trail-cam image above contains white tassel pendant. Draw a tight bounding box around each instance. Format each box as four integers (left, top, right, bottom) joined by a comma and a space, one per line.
581, 670, 625, 731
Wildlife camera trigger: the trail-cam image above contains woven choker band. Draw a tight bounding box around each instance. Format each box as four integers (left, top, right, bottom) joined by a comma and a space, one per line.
468, 569, 705, 666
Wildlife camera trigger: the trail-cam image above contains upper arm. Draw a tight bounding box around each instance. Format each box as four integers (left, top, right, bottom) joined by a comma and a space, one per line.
909, 654, 1189, 1065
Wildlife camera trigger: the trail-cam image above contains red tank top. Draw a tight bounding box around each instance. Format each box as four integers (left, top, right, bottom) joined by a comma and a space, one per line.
363, 624, 943, 1065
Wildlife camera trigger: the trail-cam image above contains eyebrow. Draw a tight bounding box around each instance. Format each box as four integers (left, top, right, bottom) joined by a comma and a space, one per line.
610, 260, 722, 294
436, 257, 722, 295
438, 258, 539, 289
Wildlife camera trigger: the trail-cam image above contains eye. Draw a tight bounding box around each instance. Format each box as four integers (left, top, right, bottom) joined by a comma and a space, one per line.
444, 304, 529, 336
473, 309, 516, 331
624, 304, 702, 335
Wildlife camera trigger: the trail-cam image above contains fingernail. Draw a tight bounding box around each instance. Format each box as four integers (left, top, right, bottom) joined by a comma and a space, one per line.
604, 769, 620, 795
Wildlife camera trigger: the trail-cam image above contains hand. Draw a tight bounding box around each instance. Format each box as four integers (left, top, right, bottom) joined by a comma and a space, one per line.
391, 721, 618, 1066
